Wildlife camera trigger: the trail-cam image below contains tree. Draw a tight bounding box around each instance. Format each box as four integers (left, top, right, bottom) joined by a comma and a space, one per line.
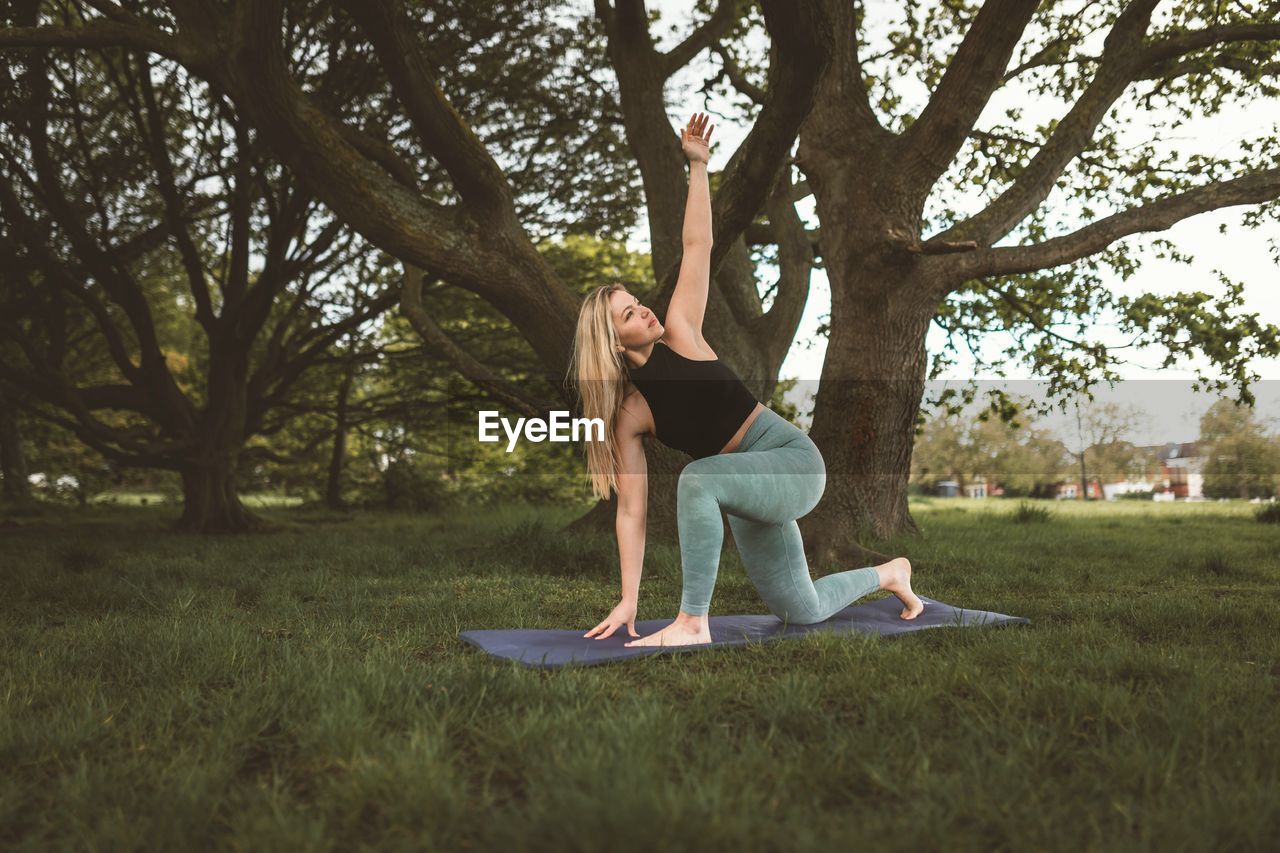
1200, 397, 1278, 499
0, 383, 32, 502
0, 13, 395, 530
7, 1, 1279, 563
0, 0, 835, 547
1058, 395, 1147, 500
720, 0, 1280, 550
909, 408, 987, 494
910, 397, 1071, 497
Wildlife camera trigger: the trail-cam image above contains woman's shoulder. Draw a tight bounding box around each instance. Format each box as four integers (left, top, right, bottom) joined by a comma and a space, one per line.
618, 385, 655, 438
658, 330, 717, 362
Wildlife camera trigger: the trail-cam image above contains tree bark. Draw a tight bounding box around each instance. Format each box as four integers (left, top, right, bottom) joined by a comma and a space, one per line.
325, 367, 354, 509
178, 338, 256, 532
800, 268, 934, 567
0, 387, 32, 502
178, 459, 255, 533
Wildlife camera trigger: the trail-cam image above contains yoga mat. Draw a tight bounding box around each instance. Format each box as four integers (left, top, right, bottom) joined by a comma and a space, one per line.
458, 594, 1030, 669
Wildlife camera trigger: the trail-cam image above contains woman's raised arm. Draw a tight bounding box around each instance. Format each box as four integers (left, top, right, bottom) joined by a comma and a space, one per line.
667, 112, 714, 341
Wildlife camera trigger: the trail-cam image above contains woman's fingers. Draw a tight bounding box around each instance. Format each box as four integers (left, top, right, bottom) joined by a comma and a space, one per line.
683, 112, 713, 144
586, 620, 624, 639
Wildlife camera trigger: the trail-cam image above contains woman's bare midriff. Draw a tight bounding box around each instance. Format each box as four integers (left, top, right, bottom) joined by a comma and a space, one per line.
715, 401, 766, 454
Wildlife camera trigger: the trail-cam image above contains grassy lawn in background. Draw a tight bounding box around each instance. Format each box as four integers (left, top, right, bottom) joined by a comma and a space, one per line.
88, 491, 306, 508
1, 498, 1277, 850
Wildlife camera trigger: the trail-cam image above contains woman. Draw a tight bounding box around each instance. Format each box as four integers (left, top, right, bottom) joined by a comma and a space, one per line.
569, 112, 923, 648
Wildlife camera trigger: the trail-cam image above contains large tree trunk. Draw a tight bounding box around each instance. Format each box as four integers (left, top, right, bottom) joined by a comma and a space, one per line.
325, 368, 355, 509
800, 261, 935, 568
178, 341, 255, 532
0, 387, 31, 502
178, 459, 255, 533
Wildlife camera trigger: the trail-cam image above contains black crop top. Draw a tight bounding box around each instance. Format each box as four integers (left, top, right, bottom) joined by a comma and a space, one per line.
625, 340, 760, 459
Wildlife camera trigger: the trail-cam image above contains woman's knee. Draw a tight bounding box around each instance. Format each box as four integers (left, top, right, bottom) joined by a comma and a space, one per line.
802, 469, 826, 515
764, 598, 825, 626
677, 465, 721, 506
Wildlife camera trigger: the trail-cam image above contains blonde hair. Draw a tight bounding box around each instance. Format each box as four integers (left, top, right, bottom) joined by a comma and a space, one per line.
567, 283, 633, 500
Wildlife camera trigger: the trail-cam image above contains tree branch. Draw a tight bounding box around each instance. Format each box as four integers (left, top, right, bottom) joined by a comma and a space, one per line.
133, 52, 216, 330
661, 0, 740, 78
190, 0, 490, 294
712, 43, 765, 105
335, 0, 515, 220
1142, 21, 1280, 67
671, 0, 833, 293
12, 30, 194, 431
400, 264, 558, 419
899, 0, 1042, 192
757, 169, 816, 360
958, 168, 1280, 280
0, 13, 210, 72
931, 0, 1165, 246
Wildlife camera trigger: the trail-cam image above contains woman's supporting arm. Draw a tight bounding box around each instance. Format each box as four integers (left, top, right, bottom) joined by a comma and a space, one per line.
616, 510, 646, 604
614, 406, 648, 603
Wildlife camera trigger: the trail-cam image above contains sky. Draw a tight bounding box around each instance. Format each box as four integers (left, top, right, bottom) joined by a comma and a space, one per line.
607, 0, 1280, 444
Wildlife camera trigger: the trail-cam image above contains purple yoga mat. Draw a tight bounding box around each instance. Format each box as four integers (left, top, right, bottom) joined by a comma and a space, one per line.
458, 594, 1031, 669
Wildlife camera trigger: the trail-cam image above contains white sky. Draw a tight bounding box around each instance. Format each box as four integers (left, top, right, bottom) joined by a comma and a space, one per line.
614, 0, 1280, 444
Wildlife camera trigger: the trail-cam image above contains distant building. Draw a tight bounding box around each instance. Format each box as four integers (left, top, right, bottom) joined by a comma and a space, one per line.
925, 438, 1212, 501
1071, 441, 1205, 501
1054, 478, 1105, 500
1156, 441, 1205, 499
1101, 480, 1157, 500
934, 478, 1003, 498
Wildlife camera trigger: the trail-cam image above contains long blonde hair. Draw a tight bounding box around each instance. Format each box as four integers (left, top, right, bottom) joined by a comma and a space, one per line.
568, 283, 632, 501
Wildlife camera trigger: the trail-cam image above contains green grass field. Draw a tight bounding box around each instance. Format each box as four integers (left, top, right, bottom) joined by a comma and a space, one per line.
2, 498, 1277, 850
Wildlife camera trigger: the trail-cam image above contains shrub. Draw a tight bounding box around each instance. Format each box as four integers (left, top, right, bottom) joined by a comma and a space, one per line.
382, 459, 451, 512
1253, 502, 1280, 524
58, 545, 110, 574
1010, 500, 1053, 524
1199, 554, 1234, 577
1116, 489, 1155, 501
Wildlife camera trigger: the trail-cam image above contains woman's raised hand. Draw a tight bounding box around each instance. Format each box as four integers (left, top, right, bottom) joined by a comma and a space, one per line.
680, 111, 714, 165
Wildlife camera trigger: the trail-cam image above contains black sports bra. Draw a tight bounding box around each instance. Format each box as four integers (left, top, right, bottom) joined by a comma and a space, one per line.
625, 340, 760, 459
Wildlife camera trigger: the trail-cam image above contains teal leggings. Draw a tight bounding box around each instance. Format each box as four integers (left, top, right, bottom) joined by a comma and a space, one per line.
676, 406, 880, 623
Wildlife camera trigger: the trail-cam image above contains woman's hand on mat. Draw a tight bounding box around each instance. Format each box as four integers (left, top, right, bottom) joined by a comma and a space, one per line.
680, 111, 713, 165
584, 599, 640, 640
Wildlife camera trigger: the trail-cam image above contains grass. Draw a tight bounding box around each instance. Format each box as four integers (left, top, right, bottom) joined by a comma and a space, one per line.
88, 491, 305, 508
1, 497, 1277, 850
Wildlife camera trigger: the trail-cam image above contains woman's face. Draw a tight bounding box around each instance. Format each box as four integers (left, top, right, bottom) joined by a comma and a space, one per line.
609, 290, 662, 348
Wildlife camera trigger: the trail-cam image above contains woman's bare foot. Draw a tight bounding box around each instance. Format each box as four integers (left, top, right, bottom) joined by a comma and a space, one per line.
624, 614, 712, 647
876, 557, 924, 619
